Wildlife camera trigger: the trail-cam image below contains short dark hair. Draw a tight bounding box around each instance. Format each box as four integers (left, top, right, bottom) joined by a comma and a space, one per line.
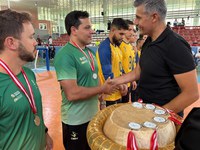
138, 34, 144, 40
65, 10, 89, 35
0, 9, 32, 51
111, 18, 129, 30
125, 19, 134, 26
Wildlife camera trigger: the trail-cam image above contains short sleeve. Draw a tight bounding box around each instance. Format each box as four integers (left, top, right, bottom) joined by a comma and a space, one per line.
165, 38, 195, 74
54, 51, 77, 81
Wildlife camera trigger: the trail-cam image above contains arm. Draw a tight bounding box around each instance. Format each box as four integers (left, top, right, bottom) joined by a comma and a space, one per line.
112, 63, 141, 85
163, 69, 199, 113
60, 77, 114, 101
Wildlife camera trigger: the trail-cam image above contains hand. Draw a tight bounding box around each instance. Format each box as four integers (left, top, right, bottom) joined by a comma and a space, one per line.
109, 77, 120, 87
99, 102, 106, 110
98, 94, 104, 101
119, 84, 128, 96
132, 81, 137, 90
100, 103, 106, 110
98, 94, 106, 110
46, 133, 53, 150
102, 77, 118, 94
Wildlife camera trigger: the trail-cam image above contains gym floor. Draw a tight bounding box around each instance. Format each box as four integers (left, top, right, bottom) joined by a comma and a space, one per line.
37, 71, 200, 150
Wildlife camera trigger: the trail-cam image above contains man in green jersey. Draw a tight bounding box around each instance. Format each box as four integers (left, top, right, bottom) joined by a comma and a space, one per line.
0, 9, 53, 150
54, 11, 114, 150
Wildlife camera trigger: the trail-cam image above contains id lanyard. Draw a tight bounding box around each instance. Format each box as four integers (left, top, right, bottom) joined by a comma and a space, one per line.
0, 59, 37, 114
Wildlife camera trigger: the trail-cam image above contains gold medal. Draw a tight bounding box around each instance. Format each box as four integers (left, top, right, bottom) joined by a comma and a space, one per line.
34, 115, 40, 126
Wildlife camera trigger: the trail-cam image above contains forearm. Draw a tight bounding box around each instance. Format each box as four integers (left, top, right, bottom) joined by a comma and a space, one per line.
120, 72, 134, 84
163, 90, 199, 113
64, 85, 104, 101
163, 69, 199, 113
115, 69, 138, 85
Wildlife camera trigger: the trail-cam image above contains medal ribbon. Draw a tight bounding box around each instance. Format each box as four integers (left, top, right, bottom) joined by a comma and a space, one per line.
152, 103, 183, 125
150, 130, 158, 150
137, 98, 143, 103
166, 109, 183, 125
71, 41, 95, 72
0, 59, 37, 114
127, 131, 138, 150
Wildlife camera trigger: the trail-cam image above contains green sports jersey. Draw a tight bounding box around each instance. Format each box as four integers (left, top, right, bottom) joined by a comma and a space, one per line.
54, 42, 98, 125
0, 67, 46, 150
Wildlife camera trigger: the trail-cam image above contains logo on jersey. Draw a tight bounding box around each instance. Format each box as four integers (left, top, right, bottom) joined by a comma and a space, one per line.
31, 79, 38, 89
80, 56, 88, 64
71, 131, 78, 140
11, 91, 23, 102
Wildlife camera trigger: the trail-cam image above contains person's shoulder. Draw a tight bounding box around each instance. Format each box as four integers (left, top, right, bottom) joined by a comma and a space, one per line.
98, 38, 111, 51
55, 43, 71, 55
54, 43, 75, 64
22, 67, 35, 76
22, 66, 32, 72
166, 30, 190, 49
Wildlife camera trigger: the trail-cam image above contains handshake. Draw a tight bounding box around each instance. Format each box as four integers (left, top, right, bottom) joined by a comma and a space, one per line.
101, 77, 128, 96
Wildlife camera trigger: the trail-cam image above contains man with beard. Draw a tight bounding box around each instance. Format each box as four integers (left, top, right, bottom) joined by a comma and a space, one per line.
96, 18, 129, 107
111, 0, 199, 117
0, 9, 53, 150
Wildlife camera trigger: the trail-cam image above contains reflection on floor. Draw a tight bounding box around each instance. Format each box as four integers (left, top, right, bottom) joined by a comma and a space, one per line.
36, 71, 200, 150
36, 71, 64, 150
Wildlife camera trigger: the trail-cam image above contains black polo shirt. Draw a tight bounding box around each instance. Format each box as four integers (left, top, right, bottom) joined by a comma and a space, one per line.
138, 27, 195, 106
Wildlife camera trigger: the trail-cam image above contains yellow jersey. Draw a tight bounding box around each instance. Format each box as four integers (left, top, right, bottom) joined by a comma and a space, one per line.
96, 38, 123, 101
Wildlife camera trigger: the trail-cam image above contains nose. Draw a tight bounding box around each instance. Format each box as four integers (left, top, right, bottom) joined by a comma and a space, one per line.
121, 34, 125, 39
33, 38, 38, 46
134, 18, 138, 25
90, 29, 95, 34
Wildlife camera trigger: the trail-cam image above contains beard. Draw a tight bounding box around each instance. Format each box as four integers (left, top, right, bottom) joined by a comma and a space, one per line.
18, 42, 36, 62
112, 35, 121, 46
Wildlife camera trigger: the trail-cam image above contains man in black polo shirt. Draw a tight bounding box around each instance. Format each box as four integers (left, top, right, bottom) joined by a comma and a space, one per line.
112, 0, 199, 117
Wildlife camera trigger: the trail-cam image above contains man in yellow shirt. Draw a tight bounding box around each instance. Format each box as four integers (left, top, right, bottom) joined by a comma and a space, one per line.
96, 18, 128, 106
119, 20, 137, 103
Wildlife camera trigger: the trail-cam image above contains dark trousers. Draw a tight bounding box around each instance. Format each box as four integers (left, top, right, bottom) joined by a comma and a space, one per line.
62, 122, 91, 150
121, 87, 130, 103
106, 99, 121, 107
131, 89, 139, 102
130, 82, 139, 102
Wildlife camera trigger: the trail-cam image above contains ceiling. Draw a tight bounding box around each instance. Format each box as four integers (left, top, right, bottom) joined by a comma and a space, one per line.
0, 0, 200, 31
1, 0, 200, 13
0, 0, 58, 11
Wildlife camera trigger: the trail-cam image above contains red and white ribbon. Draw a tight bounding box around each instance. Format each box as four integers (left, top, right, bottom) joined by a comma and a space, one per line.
71, 40, 95, 72
127, 131, 138, 150
137, 98, 143, 103
153, 103, 183, 125
150, 130, 158, 150
0, 59, 37, 114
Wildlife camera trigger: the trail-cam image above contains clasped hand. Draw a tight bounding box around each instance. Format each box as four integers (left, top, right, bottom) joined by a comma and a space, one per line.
101, 77, 128, 96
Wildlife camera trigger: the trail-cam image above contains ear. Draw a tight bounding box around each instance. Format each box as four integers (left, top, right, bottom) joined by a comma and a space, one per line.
151, 13, 159, 23
71, 26, 78, 36
111, 27, 116, 33
4, 37, 18, 50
